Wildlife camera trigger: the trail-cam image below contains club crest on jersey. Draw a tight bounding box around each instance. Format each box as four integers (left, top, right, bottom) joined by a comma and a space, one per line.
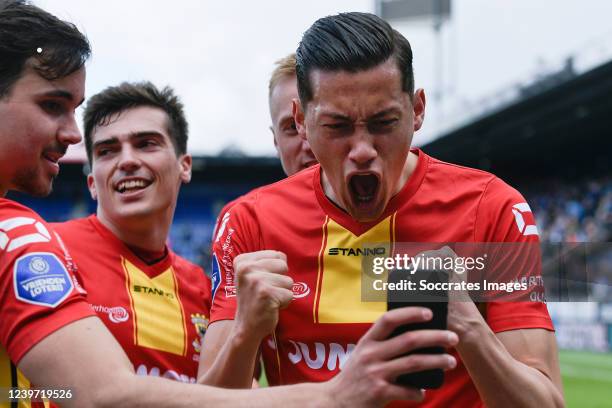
191, 313, 209, 354
13, 252, 74, 307
211, 254, 221, 301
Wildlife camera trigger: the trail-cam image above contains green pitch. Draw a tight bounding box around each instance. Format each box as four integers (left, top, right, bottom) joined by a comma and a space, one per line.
560, 350, 612, 408
260, 350, 612, 406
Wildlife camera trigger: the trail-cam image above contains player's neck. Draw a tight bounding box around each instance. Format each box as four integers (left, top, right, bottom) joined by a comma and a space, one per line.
96, 210, 170, 252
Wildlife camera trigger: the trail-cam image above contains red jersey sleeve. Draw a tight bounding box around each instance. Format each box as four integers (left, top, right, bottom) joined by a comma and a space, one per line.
0, 200, 95, 364
212, 199, 238, 242
474, 177, 554, 333
209, 196, 262, 323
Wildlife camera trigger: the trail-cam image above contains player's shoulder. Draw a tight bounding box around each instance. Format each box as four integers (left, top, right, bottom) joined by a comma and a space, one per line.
424, 152, 520, 199
0, 197, 46, 222
425, 151, 525, 203
0, 198, 58, 255
426, 153, 496, 184
51, 215, 94, 235
170, 249, 204, 273
168, 250, 209, 286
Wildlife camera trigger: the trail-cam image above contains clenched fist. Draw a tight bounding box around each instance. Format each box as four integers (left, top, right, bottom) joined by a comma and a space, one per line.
233, 250, 294, 340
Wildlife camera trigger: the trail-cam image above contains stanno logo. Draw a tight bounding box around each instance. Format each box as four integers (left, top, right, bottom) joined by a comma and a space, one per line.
328, 247, 386, 256
133, 284, 175, 299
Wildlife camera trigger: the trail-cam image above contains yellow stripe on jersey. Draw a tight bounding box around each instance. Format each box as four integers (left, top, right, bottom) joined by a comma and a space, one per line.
0, 348, 11, 389
316, 217, 392, 323
0, 348, 12, 408
123, 257, 187, 356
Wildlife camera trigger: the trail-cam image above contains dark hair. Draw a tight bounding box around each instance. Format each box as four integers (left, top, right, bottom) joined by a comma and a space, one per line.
0, 0, 90, 98
83, 81, 188, 162
296, 12, 414, 108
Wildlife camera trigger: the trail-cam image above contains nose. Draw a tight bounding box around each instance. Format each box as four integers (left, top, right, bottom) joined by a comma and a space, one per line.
57, 114, 82, 146
117, 145, 141, 172
348, 134, 377, 166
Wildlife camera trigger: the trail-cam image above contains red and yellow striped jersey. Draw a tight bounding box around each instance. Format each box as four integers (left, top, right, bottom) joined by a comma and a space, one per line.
53, 215, 211, 384
210, 149, 553, 407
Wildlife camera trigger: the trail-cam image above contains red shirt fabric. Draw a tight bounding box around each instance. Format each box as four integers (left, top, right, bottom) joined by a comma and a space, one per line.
210, 149, 553, 407
53, 215, 211, 383
0, 198, 95, 403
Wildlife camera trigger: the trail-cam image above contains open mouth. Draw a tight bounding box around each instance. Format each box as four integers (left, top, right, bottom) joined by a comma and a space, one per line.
115, 178, 152, 194
349, 174, 379, 204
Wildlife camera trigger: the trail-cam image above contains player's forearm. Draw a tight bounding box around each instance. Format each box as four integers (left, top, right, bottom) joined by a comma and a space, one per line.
198, 323, 261, 388
456, 323, 563, 408
99, 373, 331, 408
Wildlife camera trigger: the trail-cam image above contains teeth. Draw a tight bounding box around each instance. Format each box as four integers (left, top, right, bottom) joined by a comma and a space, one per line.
117, 179, 147, 193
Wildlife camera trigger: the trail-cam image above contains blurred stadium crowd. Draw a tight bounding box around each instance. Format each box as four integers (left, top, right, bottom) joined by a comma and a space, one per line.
527, 176, 611, 243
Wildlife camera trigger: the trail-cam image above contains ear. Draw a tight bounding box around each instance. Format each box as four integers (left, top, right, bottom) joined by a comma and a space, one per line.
412, 88, 426, 131
179, 154, 192, 184
87, 173, 97, 200
293, 98, 307, 141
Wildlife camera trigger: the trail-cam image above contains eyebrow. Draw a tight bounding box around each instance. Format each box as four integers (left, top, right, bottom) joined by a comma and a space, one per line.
319, 108, 400, 121
41, 89, 85, 107
319, 112, 352, 121
370, 108, 400, 119
92, 131, 165, 150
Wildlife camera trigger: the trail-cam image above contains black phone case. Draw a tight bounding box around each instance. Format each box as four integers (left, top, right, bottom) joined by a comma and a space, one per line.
386, 268, 449, 389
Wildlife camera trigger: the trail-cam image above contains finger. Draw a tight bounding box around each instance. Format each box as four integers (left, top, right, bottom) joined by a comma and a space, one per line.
376, 330, 458, 360
254, 258, 289, 275
236, 250, 287, 263
377, 383, 425, 403
362, 308, 432, 342
271, 287, 294, 309
257, 272, 294, 290
237, 272, 293, 296
383, 353, 457, 380
236, 260, 288, 284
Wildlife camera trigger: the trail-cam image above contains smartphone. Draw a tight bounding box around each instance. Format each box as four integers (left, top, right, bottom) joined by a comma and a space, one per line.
386, 268, 449, 389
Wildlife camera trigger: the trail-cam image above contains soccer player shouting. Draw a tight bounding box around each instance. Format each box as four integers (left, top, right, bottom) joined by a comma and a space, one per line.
203, 12, 564, 408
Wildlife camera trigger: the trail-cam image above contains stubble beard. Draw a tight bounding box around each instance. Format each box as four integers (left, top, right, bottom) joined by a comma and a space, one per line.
12, 167, 52, 197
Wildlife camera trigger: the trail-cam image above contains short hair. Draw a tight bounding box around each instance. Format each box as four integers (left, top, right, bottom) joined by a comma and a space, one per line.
0, 0, 90, 98
296, 12, 414, 108
83, 82, 188, 162
268, 53, 296, 98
